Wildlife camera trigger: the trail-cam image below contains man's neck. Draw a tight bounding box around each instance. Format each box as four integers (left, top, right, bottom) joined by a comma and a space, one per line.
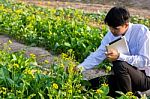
122, 25, 129, 36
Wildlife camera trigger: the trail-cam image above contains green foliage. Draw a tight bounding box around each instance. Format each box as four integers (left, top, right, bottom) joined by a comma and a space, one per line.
0, 1, 149, 98
0, 44, 110, 98
116, 91, 138, 99
0, 0, 105, 62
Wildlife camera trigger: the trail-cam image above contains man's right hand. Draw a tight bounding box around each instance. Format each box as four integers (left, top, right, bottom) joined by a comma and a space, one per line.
73, 66, 80, 72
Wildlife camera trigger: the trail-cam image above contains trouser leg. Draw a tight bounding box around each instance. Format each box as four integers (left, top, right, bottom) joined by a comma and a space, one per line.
88, 77, 100, 90
107, 75, 121, 97
112, 60, 150, 93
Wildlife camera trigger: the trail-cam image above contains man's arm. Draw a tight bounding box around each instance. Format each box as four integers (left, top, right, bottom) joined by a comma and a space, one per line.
78, 32, 113, 71
118, 28, 150, 67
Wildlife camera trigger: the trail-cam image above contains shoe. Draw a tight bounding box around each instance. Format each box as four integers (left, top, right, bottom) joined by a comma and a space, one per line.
135, 91, 148, 99
134, 91, 142, 98
141, 89, 150, 97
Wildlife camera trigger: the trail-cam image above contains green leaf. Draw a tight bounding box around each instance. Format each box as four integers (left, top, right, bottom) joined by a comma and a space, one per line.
12, 54, 17, 61
101, 85, 109, 95
38, 92, 45, 99
27, 94, 36, 99
64, 42, 71, 47
6, 78, 15, 86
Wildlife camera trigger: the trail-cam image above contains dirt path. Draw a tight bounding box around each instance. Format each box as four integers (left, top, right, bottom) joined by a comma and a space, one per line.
18, 0, 150, 18
0, 35, 54, 68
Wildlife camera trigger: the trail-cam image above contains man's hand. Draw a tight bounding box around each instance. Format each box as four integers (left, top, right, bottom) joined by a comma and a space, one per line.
105, 49, 120, 62
64, 66, 79, 74
73, 66, 80, 72
73, 66, 85, 73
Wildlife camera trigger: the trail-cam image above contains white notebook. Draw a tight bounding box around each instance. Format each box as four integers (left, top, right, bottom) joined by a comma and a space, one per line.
106, 36, 130, 55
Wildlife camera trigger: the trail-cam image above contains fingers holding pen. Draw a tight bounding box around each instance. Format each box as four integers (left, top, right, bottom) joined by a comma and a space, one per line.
105, 51, 113, 58
105, 49, 120, 61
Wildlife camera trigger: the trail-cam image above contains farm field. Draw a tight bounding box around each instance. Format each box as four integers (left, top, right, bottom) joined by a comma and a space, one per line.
0, 0, 150, 98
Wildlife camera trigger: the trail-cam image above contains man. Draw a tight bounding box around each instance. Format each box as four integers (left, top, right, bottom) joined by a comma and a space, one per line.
77, 6, 150, 97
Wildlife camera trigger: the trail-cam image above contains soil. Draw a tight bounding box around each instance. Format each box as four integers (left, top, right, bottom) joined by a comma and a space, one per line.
0, 35, 54, 68
18, 0, 150, 18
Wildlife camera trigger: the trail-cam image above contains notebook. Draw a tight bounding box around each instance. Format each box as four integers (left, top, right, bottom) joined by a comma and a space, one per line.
106, 36, 130, 55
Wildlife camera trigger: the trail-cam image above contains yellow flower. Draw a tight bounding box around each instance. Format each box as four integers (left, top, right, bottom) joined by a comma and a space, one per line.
52, 83, 58, 89
44, 60, 49, 64
30, 53, 36, 58
0, 90, 2, 94
106, 66, 111, 72
43, 71, 48, 75
24, 69, 31, 75
61, 53, 68, 59
77, 90, 81, 93
101, 83, 108, 87
15, 9, 22, 14
1, 87, 7, 95
0, 4, 4, 10
8, 40, 12, 44
13, 63, 19, 68
8, 47, 12, 50
60, 63, 64, 68
96, 89, 104, 94
47, 1, 51, 5
2, 87, 6, 91
76, 84, 81, 88
24, 69, 35, 78
68, 89, 72, 94
126, 91, 133, 96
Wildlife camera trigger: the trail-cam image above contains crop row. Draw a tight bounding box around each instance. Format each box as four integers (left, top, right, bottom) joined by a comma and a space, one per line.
0, 41, 112, 98
0, 41, 139, 98
0, 0, 106, 62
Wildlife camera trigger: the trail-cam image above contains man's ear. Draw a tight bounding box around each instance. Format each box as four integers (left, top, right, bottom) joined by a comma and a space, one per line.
124, 22, 129, 28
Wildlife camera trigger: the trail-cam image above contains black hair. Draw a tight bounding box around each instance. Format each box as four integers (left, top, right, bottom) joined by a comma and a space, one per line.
104, 6, 130, 28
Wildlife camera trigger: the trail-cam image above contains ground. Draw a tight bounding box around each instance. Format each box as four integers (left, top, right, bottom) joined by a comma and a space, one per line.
19, 0, 150, 18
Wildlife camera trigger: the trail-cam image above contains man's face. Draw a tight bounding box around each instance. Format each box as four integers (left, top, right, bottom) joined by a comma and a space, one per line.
109, 23, 129, 36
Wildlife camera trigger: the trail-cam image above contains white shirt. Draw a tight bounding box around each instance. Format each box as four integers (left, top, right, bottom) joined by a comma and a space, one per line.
78, 23, 150, 76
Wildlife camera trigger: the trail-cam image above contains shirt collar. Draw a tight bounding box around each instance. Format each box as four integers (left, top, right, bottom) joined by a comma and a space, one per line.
124, 23, 133, 42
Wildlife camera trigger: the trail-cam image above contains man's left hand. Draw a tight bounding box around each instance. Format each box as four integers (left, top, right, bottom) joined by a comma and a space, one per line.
105, 49, 120, 62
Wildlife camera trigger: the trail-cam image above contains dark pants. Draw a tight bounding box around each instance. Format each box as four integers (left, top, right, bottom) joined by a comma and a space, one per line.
108, 60, 150, 96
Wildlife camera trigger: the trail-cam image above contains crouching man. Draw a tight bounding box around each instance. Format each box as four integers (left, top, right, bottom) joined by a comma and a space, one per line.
77, 6, 150, 98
